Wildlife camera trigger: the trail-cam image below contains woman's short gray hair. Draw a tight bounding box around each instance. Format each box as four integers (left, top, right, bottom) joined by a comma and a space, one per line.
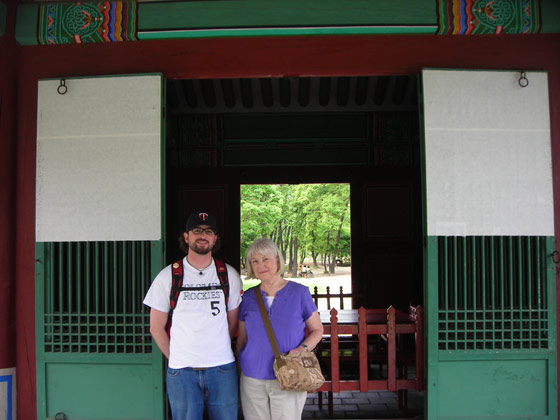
245, 238, 286, 279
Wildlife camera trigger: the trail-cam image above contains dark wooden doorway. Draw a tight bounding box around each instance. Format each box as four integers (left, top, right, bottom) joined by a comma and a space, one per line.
165, 80, 422, 311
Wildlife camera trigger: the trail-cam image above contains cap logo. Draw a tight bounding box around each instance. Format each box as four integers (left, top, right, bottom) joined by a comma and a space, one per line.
198, 212, 209, 221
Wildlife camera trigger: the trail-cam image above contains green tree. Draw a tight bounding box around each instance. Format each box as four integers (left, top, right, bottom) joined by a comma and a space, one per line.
240, 185, 283, 257
304, 184, 349, 273
241, 183, 350, 275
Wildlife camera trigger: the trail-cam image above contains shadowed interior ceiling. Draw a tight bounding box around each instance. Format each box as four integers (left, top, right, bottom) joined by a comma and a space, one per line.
167, 75, 418, 114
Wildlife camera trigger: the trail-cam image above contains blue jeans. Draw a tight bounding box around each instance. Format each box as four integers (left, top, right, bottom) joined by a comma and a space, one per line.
167, 362, 238, 420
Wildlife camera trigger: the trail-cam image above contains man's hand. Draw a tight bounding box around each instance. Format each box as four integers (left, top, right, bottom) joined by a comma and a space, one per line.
149, 308, 170, 359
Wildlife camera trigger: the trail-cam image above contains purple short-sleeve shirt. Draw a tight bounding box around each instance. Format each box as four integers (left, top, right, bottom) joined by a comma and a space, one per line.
238, 281, 318, 380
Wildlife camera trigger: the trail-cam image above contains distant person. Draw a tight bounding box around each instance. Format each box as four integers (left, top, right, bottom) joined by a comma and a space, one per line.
144, 211, 243, 420
236, 238, 323, 420
301, 265, 308, 278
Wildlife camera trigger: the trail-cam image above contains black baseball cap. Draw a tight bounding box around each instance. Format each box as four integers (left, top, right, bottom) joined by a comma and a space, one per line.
185, 211, 218, 232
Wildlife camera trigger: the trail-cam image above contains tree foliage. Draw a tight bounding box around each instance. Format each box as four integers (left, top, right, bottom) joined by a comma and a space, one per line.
241, 184, 350, 276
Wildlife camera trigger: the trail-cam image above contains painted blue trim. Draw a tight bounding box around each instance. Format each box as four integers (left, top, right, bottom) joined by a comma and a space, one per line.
0, 374, 13, 420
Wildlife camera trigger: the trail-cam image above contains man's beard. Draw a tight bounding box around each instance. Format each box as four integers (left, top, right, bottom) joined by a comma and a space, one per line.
189, 241, 212, 255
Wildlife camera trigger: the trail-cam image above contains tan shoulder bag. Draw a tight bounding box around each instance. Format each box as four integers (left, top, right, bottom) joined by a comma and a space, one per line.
254, 288, 325, 391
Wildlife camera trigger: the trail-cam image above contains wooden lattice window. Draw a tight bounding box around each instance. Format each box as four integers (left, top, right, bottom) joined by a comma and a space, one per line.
41, 241, 153, 354
437, 236, 549, 351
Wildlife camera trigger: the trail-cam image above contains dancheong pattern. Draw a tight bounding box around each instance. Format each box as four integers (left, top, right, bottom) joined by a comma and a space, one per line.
437, 0, 540, 35
38, 1, 137, 44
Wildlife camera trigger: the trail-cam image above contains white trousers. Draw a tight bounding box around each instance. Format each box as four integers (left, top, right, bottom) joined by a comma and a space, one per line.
240, 373, 307, 420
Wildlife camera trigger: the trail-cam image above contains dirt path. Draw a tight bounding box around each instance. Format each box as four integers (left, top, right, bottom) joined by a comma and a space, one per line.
242, 265, 352, 308
304, 264, 351, 279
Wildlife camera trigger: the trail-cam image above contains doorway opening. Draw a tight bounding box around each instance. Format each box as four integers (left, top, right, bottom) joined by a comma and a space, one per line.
165, 75, 424, 419
240, 183, 352, 310
166, 75, 423, 311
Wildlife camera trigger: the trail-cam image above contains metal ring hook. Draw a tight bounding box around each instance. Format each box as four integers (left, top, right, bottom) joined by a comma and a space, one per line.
57, 79, 68, 95
552, 250, 560, 264
518, 71, 529, 88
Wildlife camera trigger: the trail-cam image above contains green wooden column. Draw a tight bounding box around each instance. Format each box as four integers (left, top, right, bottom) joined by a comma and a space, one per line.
0, 1, 6, 37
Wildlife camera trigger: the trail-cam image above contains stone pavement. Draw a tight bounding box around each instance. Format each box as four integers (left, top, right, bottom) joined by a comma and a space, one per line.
303, 389, 424, 419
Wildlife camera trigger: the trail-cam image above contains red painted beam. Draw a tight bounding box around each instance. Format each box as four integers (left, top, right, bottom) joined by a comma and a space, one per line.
14, 34, 560, 80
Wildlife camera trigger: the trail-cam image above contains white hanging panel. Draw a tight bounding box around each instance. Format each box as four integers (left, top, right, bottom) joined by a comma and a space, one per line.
36, 75, 162, 242
422, 69, 553, 236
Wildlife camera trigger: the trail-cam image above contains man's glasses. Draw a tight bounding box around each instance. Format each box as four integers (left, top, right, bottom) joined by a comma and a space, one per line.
191, 228, 217, 236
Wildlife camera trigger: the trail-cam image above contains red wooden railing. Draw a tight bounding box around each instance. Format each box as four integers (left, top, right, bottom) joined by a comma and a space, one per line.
315, 306, 424, 417
312, 286, 353, 309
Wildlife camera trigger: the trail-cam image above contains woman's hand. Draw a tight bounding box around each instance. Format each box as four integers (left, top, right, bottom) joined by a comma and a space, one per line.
236, 321, 247, 356
288, 346, 306, 355
287, 311, 324, 355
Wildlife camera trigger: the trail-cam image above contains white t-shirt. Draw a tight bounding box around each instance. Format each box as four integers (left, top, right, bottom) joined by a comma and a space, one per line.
143, 257, 243, 369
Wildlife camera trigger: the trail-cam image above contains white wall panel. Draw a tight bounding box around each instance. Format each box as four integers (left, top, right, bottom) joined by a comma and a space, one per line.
36, 75, 162, 242
422, 70, 553, 236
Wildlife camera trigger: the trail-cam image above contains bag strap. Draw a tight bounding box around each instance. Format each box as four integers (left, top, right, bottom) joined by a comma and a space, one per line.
168, 258, 229, 330
166, 260, 184, 334
254, 288, 285, 367
169, 260, 184, 316
215, 258, 229, 306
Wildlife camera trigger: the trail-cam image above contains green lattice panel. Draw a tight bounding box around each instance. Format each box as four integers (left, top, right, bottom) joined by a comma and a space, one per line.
437, 236, 550, 351
41, 241, 153, 354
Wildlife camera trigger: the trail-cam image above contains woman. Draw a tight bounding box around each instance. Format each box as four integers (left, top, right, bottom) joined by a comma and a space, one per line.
236, 238, 324, 420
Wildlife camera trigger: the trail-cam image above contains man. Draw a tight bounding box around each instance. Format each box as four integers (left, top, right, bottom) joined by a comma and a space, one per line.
144, 211, 242, 420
